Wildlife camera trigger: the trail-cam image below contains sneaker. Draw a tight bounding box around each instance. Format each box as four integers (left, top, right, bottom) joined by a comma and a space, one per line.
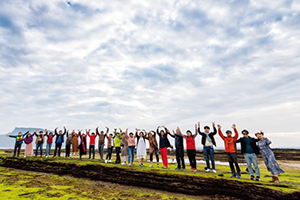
206, 169, 211, 172
230, 174, 236, 178
88, 158, 91, 160
157, 164, 159, 167
181, 168, 185, 171
212, 169, 217, 173
149, 165, 153, 168
121, 162, 126, 166
128, 164, 131, 167
131, 163, 135, 166
256, 177, 260, 181
141, 163, 144, 166
108, 160, 112, 163
58, 156, 61, 158
105, 160, 108, 163
237, 174, 241, 179
162, 166, 167, 169
175, 167, 181, 170
251, 175, 255, 180
24, 156, 26, 158
190, 168, 194, 171
193, 169, 197, 172
139, 164, 142, 167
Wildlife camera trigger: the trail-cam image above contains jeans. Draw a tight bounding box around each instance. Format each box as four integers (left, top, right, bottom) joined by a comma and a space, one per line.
98, 143, 104, 160
244, 153, 260, 177
187, 149, 196, 169
35, 143, 43, 156
150, 149, 159, 163
115, 147, 121, 163
204, 146, 215, 170
13, 144, 22, 157
45, 143, 52, 156
53, 143, 62, 157
128, 146, 135, 163
106, 147, 112, 160
226, 153, 241, 175
89, 145, 95, 159
176, 148, 185, 169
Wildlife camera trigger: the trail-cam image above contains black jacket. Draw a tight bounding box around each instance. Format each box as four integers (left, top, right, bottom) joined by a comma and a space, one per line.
168, 132, 184, 149
198, 127, 217, 146
236, 136, 260, 155
54, 128, 66, 143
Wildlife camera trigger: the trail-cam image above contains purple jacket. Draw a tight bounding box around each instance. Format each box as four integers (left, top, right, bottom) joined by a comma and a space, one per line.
18, 134, 34, 144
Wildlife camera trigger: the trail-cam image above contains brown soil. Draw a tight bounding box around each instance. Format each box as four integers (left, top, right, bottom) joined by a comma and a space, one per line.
0, 156, 299, 200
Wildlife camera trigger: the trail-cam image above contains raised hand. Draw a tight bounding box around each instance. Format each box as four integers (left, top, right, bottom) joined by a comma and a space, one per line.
172, 130, 175, 134
232, 124, 236, 129
198, 122, 200, 127
212, 122, 215, 127
63, 126, 66, 129
217, 125, 221, 129
28, 129, 31, 132
6, 135, 9, 137
55, 127, 58, 130
195, 124, 197, 129
35, 129, 39, 133
45, 129, 48, 132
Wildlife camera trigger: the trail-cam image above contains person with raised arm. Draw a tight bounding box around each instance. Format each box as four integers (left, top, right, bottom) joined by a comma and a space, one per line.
17, 129, 37, 157
34, 130, 45, 157
45, 129, 54, 157
236, 129, 260, 181
218, 124, 241, 178
121, 129, 129, 165
65, 130, 72, 158
53, 127, 66, 158
145, 130, 159, 168
7, 129, 30, 157
168, 127, 185, 170
135, 128, 147, 167
198, 122, 217, 173
96, 127, 109, 161
255, 131, 285, 183
105, 131, 114, 163
126, 128, 136, 166
114, 128, 122, 164
78, 129, 87, 160
71, 130, 79, 158
181, 125, 198, 172
157, 126, 171, 169
87, 130, 97, 160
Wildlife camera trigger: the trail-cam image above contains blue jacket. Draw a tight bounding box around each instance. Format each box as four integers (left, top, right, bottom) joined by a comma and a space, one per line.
168, 132, 184, 149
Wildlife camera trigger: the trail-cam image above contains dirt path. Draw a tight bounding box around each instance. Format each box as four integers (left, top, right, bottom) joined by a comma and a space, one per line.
0, 156, 299, 200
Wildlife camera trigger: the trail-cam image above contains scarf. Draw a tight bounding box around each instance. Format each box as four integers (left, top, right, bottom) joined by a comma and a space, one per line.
204, 132, 212, 143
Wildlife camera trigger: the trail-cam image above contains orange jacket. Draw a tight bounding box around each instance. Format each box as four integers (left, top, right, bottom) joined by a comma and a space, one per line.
218, 128, 238, 153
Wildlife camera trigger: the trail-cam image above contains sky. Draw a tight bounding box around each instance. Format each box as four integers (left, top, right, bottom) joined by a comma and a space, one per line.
0, 0, 300, 148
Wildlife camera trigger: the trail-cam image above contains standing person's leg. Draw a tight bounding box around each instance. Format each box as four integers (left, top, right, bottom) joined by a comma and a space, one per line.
244, 153, 254, 178
17, 144, 21, 157
192, 150, 197, 169
187, 150, 193, 170
127, 147, 132, 165
53, 144, 57, 157
116, 147, 120, 163
179, 148, 185, 169
226, 153, 236, 177
149, 153, 153, 166
58, 143, 62, 157
45, 143, 49, 157
161, 147, 168, 168
232, 153, 241, 177
106, 148, 110, 160
40, 144, 43, 157
92, 145, 95, 159
13, 144, 18, 157
175, 149, 181, 169
89, 145, 92, 159
204, 146, 210, 170
131, 147, 135, 164
35, 144, 39, 156
210, 147, 216, 171
251, 154, 260, 180
49, 143, 52, 156
155, 149, 159, 166
109, 147, 112, 160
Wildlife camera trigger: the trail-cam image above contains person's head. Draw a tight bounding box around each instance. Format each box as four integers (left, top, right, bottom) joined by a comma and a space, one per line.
39, 131, 43, 135
91, 132, 95, 136
69, 134, 72, 138
186, 130, 192, 137
160, 130, 165, 136
121, 132, 125, 137
49, 132, 53, 136
26, 134, 31, 138
100, 131, 104, 135
242, 130, 249, 138
59, 130, 62, 135
116, 132, 120, 136
226, 130, 232, 137
139, 132, 144, 137
18, 132, 22, 135
109, 133, 113, 138
129, 132, 134, 138
82, 133, 86, 137
204, 126, 210, 133
255, 131, 264, 139
176, 128, 180, 134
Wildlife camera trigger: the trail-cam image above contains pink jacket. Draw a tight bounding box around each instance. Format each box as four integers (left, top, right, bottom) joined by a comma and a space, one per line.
126, 130, 136, 147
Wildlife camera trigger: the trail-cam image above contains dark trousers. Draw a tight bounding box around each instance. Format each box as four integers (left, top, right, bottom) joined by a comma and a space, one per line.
66, 144, 71, 157
226, 153, 241, 175
13, 144, 22, 157
187, 149, 196, 169
176, 148, 185, 169
115, 147, 121, 163
53, 143, 62, 157
89, 145, 95, 159
150, 149, 159, 162
35, 143, 43, 156
98, 143, 104, 160
106, 147, 113, 160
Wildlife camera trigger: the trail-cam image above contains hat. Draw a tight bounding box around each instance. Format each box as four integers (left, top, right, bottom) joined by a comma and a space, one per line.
226, 130, 232, 134
255, 131, 264, 136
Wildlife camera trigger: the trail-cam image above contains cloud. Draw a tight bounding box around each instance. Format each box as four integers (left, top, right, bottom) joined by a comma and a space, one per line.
0, 0, 300, 148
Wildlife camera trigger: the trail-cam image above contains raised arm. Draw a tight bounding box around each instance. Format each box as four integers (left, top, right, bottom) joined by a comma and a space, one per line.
232, 124, 238, 141
218, 125, 225, 140
45, 129, 49, 137
62, 127, 67, 136
23, 130, 31, 137
197, 122, 204, 136
212, 122, 217, 135
96, 127, 100, 136
55, 127, 58, 135
192, 124, 198, 138
168, 130, 175, 138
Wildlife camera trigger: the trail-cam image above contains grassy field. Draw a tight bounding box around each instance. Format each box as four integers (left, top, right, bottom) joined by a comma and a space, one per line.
0, 149, 299, 199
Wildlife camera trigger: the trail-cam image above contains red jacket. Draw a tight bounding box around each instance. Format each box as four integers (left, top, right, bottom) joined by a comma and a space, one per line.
218, 128, 238, 153
45, 131, 54, 144
184, 129, 197, 150
87, 132, 97, 145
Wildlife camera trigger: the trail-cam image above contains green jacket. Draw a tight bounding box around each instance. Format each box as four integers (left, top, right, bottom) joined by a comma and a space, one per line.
114, 130, 122, 148
9, 131, 29, 145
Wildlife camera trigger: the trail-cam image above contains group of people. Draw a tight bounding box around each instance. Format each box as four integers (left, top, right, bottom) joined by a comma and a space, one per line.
7, 122, 285, 183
